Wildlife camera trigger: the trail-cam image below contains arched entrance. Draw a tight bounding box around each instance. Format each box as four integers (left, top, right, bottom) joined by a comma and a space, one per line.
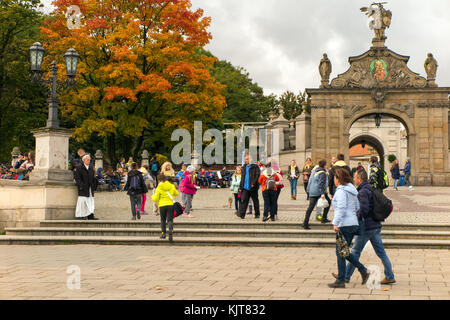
350, 134, 385, 170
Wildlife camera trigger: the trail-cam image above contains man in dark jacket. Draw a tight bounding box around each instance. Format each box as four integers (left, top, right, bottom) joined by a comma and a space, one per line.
328, 153, 352, 196
125, 163, 148, 220
238, 154, 261, 219
340, 169, 396, 285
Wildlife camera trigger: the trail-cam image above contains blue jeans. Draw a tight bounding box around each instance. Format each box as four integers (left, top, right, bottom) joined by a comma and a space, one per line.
393, 179, 399, 189
336, 225, 367, 283
290, 178, 298, 196
345, 222, 395, 281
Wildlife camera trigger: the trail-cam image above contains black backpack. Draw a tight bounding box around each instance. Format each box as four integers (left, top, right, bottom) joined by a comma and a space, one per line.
368, 186, 393, 221
130, 174, 140, 190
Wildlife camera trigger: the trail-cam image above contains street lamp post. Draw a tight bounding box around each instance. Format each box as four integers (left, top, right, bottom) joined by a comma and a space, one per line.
29, 42, 79, 129
28, 42, 79, 182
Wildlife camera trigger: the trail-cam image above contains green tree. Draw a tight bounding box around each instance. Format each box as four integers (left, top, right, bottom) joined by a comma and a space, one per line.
209, 58, 274, 123
0, 0, 47, 163
274, 90, 311, 120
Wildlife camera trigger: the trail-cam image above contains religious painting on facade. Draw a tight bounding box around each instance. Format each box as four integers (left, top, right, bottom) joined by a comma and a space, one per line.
370, 59, 387, 80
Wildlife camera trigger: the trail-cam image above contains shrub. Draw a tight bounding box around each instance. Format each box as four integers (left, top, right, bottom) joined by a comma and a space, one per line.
388, 154, 397, 163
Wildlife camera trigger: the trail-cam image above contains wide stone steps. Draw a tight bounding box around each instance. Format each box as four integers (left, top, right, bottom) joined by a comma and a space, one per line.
4, 227, 450, 240
38, 220, 450, 231
0, 220, 449, 248
0, 235, 449, 249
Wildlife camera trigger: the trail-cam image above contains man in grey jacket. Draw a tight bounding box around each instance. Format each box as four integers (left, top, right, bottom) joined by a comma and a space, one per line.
302, 159, 330, 229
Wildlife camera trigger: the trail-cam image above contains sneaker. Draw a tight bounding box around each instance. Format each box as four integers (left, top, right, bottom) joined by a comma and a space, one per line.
262, 217, 270, 222
160, 233, 166, 239
270, 217, 276, 222
141, 211, 149, 215
137, 212, 141, 220
301, 224, 311, 230
254, 215, 260, 219
321, 219, 331, 224
380, 278, 396, 285
132, 216, 136, 220
332, 272, 349, 283
168, 231, 173, 242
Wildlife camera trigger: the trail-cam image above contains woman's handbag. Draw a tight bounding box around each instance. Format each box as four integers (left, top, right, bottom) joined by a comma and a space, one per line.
336, 230, 350, 258
165, 191, 184, 218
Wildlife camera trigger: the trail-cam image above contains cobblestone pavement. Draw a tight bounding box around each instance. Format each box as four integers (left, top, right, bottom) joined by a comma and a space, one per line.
94, 186, 450, 224
0, 245, 449, 300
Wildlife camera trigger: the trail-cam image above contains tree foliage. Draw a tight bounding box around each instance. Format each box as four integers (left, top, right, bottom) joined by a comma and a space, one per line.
0, 0, 47, 163
40, 0, 226, 164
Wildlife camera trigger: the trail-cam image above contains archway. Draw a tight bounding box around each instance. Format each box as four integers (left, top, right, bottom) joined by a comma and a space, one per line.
350, 134, 385, 170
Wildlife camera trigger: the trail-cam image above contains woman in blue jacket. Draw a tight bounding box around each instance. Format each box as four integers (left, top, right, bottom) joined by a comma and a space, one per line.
329, 168, 370, 288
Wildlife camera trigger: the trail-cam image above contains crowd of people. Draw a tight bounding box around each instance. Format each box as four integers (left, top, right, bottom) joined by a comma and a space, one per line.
0, 152, 35, 181
70, 148, 407, 288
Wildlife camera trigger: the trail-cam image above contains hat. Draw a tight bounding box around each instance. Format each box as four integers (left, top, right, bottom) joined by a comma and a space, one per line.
187, 165, 196, 173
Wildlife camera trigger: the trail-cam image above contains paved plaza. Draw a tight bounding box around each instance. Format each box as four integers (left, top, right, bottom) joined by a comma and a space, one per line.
0, 245, 449, 300
94, 185, 450, 224
0, 186, 449, 300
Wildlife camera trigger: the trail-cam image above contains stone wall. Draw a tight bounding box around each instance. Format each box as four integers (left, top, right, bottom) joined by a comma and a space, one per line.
0, 180, 77, 232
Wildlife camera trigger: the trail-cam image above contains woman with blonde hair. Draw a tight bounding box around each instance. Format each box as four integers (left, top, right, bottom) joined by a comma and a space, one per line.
160, 161, 176, 183
231, 166, 242, 215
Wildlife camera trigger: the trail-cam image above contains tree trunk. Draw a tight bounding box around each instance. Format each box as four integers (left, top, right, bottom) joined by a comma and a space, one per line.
133, 133, 144, 160
106, 134, 117, 166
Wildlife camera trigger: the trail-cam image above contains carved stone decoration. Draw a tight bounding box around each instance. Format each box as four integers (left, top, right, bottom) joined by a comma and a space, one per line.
330, 47, 427, 89
344, 105, 366, 119
388, 104, 415, 118
371, 88, 387, 107
319, 53, 332, 88
424, 53, 438, 87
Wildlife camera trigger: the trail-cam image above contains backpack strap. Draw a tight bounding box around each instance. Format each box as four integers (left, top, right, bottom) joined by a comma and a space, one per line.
165, 191, 176, 204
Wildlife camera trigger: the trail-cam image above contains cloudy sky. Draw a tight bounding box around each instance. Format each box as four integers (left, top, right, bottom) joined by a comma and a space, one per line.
42, 0, 450, 95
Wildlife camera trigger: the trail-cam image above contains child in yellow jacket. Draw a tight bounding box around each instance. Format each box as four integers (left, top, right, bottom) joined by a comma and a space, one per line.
151, 175, 179, 241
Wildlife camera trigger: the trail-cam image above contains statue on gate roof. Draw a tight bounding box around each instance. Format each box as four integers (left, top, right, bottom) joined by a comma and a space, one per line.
361, 2, 392, 45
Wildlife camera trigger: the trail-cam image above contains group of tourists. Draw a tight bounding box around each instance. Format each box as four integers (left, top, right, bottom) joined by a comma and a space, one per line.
71, 147, 401, 287
0, 152, 35, 181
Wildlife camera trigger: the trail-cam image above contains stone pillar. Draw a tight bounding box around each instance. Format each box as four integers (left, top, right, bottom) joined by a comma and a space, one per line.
94, 150, 103, 170
295, 112, 311, 153
141, 150, 149, 167
271, 109, 290, 152
11, 147, 20, 167
30, 128, 74, 182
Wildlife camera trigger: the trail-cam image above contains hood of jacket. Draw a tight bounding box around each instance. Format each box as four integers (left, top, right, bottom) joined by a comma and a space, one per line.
127, 170, 140, 178
333, 160, 347, 167
158, 181, 173, 191
262, 168, 275, 178
337, 183, 358, 196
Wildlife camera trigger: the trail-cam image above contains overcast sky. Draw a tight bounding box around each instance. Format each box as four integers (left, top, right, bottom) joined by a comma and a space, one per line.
41, 0, 450, 95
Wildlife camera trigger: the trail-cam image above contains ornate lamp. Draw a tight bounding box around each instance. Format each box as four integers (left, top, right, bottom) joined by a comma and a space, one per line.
64, 48, 80, 78
29, 42, 45, 74
375, 114, 382, 128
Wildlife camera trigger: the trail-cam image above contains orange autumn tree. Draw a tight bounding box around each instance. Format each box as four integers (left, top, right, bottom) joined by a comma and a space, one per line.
41, 0, 226, 163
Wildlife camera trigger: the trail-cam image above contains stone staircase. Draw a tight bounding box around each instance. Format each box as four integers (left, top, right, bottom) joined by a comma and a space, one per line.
1, 221, 449, 249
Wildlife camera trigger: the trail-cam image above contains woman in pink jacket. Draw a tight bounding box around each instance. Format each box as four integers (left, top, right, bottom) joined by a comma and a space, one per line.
179, 165, 197, 217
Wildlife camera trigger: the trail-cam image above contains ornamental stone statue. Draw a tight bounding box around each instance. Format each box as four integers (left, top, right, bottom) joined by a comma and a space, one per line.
424, 53, 438, 87
319, 53, 332, 88
361, 3, 392, 47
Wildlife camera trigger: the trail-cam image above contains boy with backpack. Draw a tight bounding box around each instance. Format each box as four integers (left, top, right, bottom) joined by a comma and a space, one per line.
258, 163, 280, 222
125, 163, 148, 220
151, 174, 179, 241
340, 169, 396, 285
368, 156, 389, 193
